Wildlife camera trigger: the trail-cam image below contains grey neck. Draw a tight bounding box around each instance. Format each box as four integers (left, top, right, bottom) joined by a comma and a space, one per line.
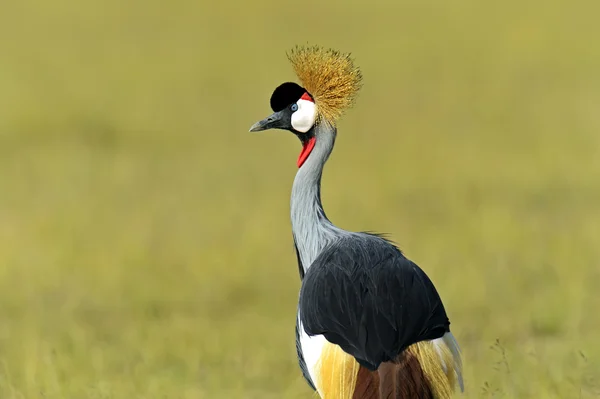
291, 121, 346, 272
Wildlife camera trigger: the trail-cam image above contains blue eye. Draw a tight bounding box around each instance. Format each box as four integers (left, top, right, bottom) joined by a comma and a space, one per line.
291, 103, 298, 111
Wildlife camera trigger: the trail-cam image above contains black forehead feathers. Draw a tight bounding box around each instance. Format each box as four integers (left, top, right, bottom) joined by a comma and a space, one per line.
270, 82, 306, 112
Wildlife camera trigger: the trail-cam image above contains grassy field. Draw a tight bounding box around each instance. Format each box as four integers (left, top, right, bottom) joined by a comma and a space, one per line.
1, 0, 600, 397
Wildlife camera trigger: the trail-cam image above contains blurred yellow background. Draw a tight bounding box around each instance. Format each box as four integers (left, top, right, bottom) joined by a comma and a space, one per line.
1, 0, 599, 398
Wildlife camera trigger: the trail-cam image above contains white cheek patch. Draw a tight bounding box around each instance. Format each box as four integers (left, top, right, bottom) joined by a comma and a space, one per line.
291, 99, 317, 133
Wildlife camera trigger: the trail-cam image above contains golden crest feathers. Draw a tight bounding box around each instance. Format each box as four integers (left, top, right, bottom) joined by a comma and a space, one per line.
287, 45, 363, 123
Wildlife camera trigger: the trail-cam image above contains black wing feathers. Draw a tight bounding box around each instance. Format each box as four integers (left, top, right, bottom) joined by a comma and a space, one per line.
299, 234, 450, 371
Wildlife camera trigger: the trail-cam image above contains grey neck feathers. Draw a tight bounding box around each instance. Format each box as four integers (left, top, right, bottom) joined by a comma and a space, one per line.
291, 121, 347, 272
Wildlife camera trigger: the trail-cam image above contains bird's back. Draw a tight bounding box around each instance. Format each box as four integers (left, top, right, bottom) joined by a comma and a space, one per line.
298, 234, 463, 398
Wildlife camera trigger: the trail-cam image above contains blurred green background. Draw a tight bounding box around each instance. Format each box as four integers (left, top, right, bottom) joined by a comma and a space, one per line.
1, 0, 599, 398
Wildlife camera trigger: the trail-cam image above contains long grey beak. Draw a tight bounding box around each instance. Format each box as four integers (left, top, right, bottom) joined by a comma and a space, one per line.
249, 110, 286, 132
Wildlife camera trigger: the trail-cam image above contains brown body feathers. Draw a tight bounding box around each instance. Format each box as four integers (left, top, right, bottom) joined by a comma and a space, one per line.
287, 45, 363, 123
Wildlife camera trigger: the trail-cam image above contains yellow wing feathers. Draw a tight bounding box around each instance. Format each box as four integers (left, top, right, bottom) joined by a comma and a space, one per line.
315, 341, 360, 399
314, 337, 462, 399
405, 340, 459, 399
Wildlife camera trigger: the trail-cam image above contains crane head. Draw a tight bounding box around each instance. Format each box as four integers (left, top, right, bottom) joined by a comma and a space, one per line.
249, 45, 362, 168
249, 82, 318, 167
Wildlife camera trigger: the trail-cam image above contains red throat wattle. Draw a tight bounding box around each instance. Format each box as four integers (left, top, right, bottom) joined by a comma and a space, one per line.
297, 137, 316, 168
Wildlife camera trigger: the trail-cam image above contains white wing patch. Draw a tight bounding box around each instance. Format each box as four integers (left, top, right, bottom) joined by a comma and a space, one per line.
298, 317, 327, 396
439, 332, 464, 392
432, 338, 448, 373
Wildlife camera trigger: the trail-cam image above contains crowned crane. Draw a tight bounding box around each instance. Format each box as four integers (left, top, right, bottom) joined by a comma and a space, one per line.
250, 46, 464, 399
